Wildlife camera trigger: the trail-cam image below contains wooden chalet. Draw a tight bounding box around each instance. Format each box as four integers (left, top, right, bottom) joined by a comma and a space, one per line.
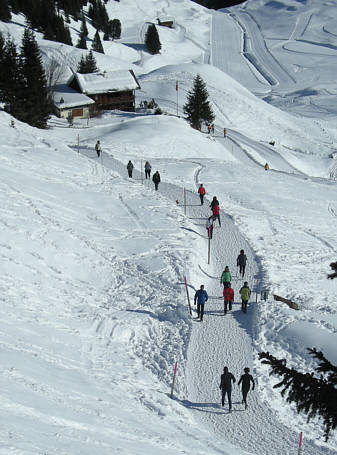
52, 84, 95, 119
68, 69, 141, 113
156, 17, 174, 28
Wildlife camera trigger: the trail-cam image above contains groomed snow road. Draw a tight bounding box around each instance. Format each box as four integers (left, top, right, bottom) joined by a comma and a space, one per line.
74, 144, 334, 455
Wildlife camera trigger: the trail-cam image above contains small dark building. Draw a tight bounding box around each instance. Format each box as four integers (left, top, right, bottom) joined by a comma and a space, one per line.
156, 17, 174, 28
69, 69, 141, 113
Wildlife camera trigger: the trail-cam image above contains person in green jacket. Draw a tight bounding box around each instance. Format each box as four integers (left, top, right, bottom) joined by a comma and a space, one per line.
220, 266, 232, 287
239, 282, 251, 313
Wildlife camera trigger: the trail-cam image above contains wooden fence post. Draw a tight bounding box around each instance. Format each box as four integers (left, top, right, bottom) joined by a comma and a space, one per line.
170, 361, 178, 398
184, 276, 192, 315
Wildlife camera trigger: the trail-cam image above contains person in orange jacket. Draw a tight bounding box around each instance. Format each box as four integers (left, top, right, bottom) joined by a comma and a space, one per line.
198, 183, 206, 205
223, 282, 234, 314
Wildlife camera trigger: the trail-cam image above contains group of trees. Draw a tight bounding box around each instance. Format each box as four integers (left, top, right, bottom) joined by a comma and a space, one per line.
192, 0, 246, 9
0, 29, 51, 128
76, 49, 98, 73
1, 0, 122, 53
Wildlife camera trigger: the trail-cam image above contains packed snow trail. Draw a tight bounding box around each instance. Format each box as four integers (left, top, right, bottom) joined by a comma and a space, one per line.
74, 145, 334, 455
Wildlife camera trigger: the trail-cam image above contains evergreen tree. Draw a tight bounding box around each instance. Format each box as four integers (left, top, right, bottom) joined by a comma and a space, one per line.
9, 0, 20, 15
85, 49, 98, 72
80, 14, 89, 37
18, 28, 51, 128
259, 349, 337, 441
0, 0, 12, 22
145, 24, 161, 55
92, 30, 104, 53
0, 36, 22, 118
110, 18, 121, 39
77, 50, 98, 73
76, 34, 87, 49
183, 74, 215, 130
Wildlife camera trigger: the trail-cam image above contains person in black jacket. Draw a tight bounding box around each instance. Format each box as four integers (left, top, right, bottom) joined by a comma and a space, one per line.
237, 249, 247, 277
152, 171, 161, 191
219, 366, 236, 411
238, 367, 255, 409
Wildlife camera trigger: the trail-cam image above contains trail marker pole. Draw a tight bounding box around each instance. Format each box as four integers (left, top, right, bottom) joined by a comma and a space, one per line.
184, 276, 192, 315
208, 236, 211, 264
170, 361, 178, 398
77, 134, 79, 153
298, 432, 303, 455
141, 159, 143, 184
176, 81, 179, 117
184, 188, 186, 215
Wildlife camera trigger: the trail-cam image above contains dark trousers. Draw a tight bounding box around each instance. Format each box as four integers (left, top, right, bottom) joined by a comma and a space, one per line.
197, 303, 205, 320
207, 225, 213, 239
221, 389, 232, 409
154, 182, 159, 191
199, 194, 204, 205
239, 264, 246, 277
242, 299, 248, 313
213, 214, 221, 226
242, 387, 250, 407
97, 150, 100, 157
224, 300, 232, 314
128, 170, 133, 178
145, 170, 151, 179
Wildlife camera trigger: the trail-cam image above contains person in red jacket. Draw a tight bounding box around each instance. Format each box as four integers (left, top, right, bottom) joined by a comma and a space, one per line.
210, 197, 221, 227
198, 183, 206, 205
223, 282, 234, 314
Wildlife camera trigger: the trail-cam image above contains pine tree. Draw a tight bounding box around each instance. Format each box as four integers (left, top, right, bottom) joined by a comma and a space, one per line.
18, 28, 51, 128
92, 30, 104, 54
0, 0, 12, 22
183, 74, 215, 130
76, 34, 87, 49
80, 14, 88, 37
145, 24, 161, 55
110, 18, 121, 39
259, 349, 337, 441
0, 36, 22, 118
77, 50, 98, 73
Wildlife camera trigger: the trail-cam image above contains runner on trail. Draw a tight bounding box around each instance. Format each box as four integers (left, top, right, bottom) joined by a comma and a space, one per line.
95, 140, 101, 157
219, 366, 236, 411
194, 285, 208, 321
223, 282, 234, 314
238, 367, 255, 409
264, 162, 269, 171
220, 266, 232, 287
239, 281, 251, 313
152, 171, 161, 191
210, 196, 221, 226
127, 160, 134, 178
144, 161, 152, 179
237, 249, 247, 278
223, 128, 227, 137
206, 216, 214, 239
198, 184, 206, 205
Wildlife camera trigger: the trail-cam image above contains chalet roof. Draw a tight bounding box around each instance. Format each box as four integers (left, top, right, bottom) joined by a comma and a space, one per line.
53, 84, 95, 109
74, 70, 141, 95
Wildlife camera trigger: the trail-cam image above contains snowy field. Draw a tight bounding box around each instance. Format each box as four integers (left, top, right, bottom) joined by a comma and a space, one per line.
1, 0, 337, 454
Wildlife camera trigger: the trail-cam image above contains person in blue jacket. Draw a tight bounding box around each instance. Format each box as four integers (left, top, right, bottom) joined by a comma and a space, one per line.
194, 285, 208, 321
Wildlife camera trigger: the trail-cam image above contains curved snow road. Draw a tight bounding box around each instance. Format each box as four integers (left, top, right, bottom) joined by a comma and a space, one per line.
73, 144, 334, 455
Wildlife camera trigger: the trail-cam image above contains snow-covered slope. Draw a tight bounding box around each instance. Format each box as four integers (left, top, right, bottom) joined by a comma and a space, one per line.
1, 0, 337, 454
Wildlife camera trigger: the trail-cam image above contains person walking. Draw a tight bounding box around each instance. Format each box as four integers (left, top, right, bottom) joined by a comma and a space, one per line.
237, 249, 247, 278
219, 366, 236, 411
127, 160, 134, 178
220, 266, 232, 287
206, 216, 214, 239
194, 285, 208, 321
264, 162, 269, 171
152, 171, 161, 191
198, 184, 206, 205
239, 281, 251, 313
207, 124, 211, 134
95, 140, 101, 157
223, 282, 234, 314
210, 196, 221, 226
211, 123, 214, 134
144, 161, 152, 179
223, 128, 227, 137
238, 367, 255, 409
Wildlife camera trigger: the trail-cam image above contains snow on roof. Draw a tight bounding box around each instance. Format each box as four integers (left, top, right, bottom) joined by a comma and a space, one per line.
74, 70, 140, 95
52, 84, 95, 109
